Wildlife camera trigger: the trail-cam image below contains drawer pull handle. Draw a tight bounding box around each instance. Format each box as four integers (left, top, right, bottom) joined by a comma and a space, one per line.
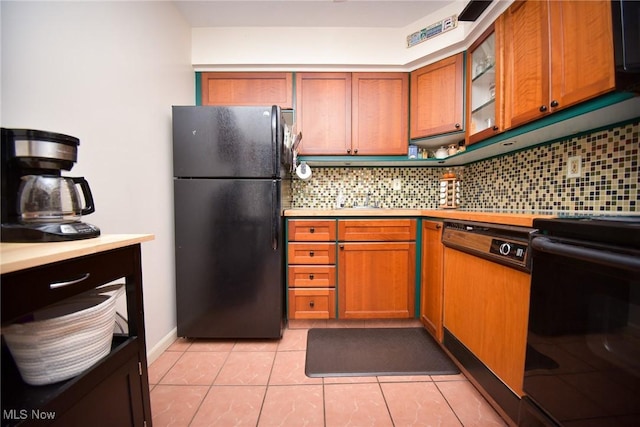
309, 274, 314, 280
49, 273, 91, 289
309, 300, 315, 308
310, 227, 315, 233
309, 251, 315, 257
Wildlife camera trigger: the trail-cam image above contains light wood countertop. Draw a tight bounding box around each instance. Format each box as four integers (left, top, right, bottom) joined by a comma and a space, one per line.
1, 234, 155, 274
284, 209, 554, 227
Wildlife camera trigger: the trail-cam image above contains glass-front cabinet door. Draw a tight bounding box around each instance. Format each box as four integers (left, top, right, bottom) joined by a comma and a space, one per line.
466, 20, 503, 146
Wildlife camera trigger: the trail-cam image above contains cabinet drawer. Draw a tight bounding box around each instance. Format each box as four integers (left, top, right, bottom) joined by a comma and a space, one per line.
288, 288, 336, 319
288, 220, 336, 241
288, 243, 336, 265
1, 246, 137, 325
288, 265, 336, 288
338, 219, 417, 241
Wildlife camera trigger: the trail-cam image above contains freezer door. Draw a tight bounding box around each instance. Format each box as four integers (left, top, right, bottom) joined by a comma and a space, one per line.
174, 178, 284, 338
172, 105, 281, 178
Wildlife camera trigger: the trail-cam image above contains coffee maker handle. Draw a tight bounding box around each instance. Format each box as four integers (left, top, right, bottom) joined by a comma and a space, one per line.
72, 177, 96, 216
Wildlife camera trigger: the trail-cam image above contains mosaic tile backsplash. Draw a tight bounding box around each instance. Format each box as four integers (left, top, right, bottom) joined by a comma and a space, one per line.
291, 120, 639, 213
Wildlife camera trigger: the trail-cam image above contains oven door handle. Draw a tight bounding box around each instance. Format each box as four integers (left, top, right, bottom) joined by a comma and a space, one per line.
532, 237, 640, 272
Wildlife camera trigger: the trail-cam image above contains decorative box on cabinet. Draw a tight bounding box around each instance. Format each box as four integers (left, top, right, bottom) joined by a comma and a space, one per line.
200, 72, 293, 108
503, 0, 615, 130
410, 53, 464, 140
338, 219, 416, 319
0, 236, 153, 427
287, 220, 337, 319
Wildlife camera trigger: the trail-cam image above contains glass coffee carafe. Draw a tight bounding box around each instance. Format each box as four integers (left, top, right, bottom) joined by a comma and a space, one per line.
18, 175, 96, 224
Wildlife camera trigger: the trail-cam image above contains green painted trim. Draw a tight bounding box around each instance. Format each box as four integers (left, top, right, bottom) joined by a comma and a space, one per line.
300, 155, 411, 164
284, 218, 290, 321
333, 218, 339, 319
195, 72, 202, 106
414, 218, 422, 319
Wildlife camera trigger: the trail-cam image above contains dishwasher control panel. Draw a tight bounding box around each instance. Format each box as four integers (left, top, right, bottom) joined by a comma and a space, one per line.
489, 239, 528, 263
442, 220, 536, 271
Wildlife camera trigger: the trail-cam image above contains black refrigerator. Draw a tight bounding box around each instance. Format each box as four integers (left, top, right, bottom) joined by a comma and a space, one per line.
172, 105, 291, 339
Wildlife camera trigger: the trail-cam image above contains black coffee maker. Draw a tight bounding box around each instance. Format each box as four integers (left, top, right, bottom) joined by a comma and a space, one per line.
1, 128, 100, 242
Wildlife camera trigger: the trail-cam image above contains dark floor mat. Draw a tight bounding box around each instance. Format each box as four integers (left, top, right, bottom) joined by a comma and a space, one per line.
305, 327, 460, 377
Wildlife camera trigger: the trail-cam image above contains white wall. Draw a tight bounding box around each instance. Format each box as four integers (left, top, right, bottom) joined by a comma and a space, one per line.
1, 1, 193, 357
191, 0, 512, 72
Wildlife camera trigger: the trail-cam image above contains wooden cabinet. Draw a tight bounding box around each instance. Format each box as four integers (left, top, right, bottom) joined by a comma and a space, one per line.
296, 72, 409, 156
443, 247, 530, 395
287, 219, 337, 319
201, 72, 293, 108
1, 241, 152, 427
503, 0, 615, 130
338, 219, 416, 319
420, 220, 444, 342
410, 53, 464, 139
351, 73, 409, 155
296, 73, 352, 155
466, 20, 505, 145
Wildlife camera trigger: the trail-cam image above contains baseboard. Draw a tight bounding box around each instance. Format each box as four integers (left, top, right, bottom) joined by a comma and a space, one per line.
146, 327, 178, 365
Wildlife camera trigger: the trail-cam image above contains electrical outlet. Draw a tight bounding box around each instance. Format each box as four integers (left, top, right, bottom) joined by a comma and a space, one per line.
567, 155, 582, 178
392, 178, 402, 191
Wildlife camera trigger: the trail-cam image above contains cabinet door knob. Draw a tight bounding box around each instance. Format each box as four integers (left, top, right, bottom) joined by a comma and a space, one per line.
436, 224, 442, 229
309, 274, 314, 280
347, 148, 351, 154
339, 244, 344, 250
455, 123, 461, 129
550, 100, 559, 108
354, 148, 358, 154
309, 251, 315, 257
539, 105, 548, 112
310, 227, 315, 233
492, 125, 499, 131
309, 300, 315, 308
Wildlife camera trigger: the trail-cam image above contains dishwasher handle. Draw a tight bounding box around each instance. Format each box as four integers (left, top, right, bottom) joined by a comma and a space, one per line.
531, 236, 640, 272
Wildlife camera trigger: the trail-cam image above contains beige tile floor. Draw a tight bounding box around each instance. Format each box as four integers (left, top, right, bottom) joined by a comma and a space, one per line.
149, 319, 508, 426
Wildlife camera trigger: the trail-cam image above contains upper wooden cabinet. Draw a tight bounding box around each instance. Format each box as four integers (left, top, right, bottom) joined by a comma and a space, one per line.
296, 72, 409, 156
296, 73, 352, 155
410, 53, 464, 139
503, 0, 615, 130
466, 20, 505, 146
201, 72, 293, 108
351, 73, 409, 155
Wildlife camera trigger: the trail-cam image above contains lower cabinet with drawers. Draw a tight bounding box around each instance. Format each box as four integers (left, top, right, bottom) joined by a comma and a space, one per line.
287, 219, 337, 319
286, 218, 417, 320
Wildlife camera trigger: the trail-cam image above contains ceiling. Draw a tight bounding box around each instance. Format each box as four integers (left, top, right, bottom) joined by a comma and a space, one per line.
173, 0, 459, 28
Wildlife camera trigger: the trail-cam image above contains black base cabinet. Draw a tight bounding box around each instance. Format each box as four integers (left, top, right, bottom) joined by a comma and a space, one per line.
1, 244, 152, 427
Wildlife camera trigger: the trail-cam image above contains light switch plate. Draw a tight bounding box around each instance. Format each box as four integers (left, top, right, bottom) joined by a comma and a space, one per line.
567, 155, 582, 178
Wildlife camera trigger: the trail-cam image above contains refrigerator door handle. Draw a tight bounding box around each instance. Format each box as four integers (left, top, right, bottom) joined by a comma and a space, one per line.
271, 105, 279, 177
271, 180, 279, 250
